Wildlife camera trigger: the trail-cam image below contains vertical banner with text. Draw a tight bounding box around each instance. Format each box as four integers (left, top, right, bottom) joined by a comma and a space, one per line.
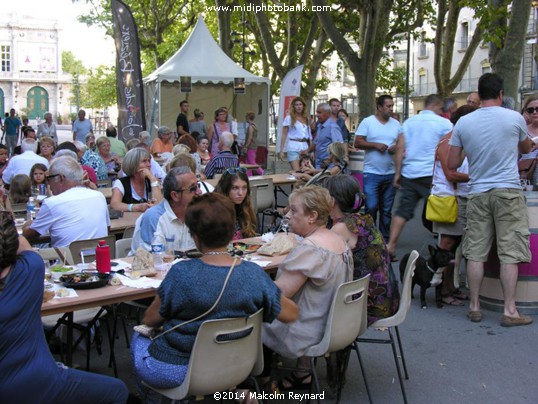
276, 65, 303, 153
111, 0, 146, 142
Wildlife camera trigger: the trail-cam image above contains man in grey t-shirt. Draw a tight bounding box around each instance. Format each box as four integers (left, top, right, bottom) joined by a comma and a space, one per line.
448, 73, 534, 327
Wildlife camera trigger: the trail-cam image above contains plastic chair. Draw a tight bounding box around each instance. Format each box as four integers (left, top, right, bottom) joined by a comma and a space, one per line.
122, 226, 135, 239
250, 178, 274, 233
37, 247, 74, 266
69, 235, 116, 265
115, 238, 132, 259
353, 250, 419, 404
276, 276, 371, 404
145, 309, 264, 401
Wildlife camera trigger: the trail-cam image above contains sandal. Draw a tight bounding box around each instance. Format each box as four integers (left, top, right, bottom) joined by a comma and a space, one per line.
441, 296, 464, 306
277, 373, 312, 391
452, 290, 469, 300
467, 310, 482, 323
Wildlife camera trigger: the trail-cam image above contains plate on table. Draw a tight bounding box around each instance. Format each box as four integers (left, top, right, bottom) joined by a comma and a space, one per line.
60, 272, 110, 289
233, 242, 263, 254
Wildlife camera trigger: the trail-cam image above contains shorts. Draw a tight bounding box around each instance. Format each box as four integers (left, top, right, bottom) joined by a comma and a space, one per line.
462, 188, 531, 264
393, 176, 432, 221
287, 151, 302, 162
432, 196, 468, 236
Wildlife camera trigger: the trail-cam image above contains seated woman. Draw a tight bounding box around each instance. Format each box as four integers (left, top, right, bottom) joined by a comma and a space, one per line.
150, 126, 174, 157
262, 186, 353, 388
324, 175, 400, 325
110, 148, 162, 213
168, 152, 214, 193
8, 174, 31, 205
37, 136, 55, 164
214, 167, 257, 240
0, 212, 128, 403
130, 193, 298, 402
96, 136, 121, 174
85, 132, 97, 151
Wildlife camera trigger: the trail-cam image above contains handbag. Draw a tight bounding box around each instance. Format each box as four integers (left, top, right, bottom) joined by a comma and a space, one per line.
425, 194, 458, 223
133, 257, 239, 340
426, 139, 458, 224
518, 157, 538, 181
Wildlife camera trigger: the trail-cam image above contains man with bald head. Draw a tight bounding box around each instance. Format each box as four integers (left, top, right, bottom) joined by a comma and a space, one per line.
204, 131, 239, 179
466, 92, 480, 108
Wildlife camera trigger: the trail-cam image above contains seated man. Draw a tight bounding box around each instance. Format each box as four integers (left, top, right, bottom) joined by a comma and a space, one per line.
131, 167, 201, 253
2, 138, 49, 185
204, 131, 239, 179
23, 156, 110, 247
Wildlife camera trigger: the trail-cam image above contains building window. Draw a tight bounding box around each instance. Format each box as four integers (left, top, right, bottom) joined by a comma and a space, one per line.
394, 50, 407, 69
418, 68, 427, 95
460, 22, 469, 49
481, 59, 491, 75
1, 46, 11, 72
419, 32, 427, 58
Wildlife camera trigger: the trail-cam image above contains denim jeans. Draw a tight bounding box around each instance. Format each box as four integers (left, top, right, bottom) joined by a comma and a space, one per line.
363, 172, 396, 241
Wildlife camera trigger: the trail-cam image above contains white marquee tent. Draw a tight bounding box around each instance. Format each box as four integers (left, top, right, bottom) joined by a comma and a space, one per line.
144, 16, 270, 147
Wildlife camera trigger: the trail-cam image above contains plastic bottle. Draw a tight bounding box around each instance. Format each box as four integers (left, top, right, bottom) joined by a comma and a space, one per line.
26, 197, 36, 221
96, 240, 111, 274
151, 232, 166, 270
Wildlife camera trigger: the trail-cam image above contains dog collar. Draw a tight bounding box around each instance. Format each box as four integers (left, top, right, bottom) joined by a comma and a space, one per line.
426, 264, 436, 274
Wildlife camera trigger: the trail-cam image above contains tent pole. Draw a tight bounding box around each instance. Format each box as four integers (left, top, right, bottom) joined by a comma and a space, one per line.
270, 96, 278, 175
149, 84, 158, 137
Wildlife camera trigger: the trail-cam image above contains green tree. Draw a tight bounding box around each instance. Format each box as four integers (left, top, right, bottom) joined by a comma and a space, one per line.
62, 51, 87, 110
85, 66, 117, 109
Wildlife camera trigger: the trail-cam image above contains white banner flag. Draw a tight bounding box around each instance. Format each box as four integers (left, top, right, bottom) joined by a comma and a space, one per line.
276, 65, 304, 153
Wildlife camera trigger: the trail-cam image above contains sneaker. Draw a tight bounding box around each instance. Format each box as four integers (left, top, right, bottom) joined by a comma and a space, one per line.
500, 314, 533, 327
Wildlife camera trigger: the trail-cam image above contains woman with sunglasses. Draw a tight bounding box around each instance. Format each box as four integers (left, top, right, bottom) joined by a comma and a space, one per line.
0, 212, 129, 403
215, 167, 257, 240
521, 95, 538, 188
110, 148, 162, 213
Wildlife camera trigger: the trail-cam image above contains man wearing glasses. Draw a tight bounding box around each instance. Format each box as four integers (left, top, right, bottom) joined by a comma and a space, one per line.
204, 131, 239, 179
23, 156, 109, 247
131, 167, 202, 254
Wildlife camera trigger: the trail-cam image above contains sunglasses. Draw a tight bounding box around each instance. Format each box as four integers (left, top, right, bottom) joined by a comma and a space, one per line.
527, 107, 538, 114
45, 174, 60, 181
174, 249, 203, 259
225, 167, 247, 175
176, 182, 201, 194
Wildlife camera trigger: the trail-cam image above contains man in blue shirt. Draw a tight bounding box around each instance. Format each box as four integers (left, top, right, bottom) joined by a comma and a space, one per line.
4, 108, 21, 156
307, 103, 343, 169
387, 94, 453, 259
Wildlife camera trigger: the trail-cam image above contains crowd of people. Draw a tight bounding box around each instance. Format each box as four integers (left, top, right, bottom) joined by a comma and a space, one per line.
1, 73, 536, 403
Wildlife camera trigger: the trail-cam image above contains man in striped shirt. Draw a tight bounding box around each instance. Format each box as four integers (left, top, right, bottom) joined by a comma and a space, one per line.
204, 131, 239, 179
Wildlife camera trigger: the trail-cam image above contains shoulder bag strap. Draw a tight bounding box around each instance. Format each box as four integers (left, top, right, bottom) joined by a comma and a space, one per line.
151, 257, 239, 341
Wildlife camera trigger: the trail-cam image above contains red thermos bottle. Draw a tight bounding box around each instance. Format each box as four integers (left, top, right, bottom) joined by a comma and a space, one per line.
96, 240, 111, 274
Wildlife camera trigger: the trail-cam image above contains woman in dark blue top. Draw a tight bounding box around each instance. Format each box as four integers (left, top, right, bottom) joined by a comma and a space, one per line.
131, 192, 298, 402
0, 211, 128, 403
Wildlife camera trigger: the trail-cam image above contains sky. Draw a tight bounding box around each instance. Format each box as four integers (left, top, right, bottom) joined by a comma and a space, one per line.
4, 0, 115, 69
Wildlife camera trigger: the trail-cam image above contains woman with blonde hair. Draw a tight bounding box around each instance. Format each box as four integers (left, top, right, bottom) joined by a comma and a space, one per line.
279, 96, 311, 171
295, 142, 348, 185
37, 137, 55, 163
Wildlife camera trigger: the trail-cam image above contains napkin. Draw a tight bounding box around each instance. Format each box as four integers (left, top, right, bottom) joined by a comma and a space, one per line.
118, 275, 162, 289
51, 284, 79, 299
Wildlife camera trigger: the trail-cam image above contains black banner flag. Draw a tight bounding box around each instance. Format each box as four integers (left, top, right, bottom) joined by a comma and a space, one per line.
111, 0, 146, 141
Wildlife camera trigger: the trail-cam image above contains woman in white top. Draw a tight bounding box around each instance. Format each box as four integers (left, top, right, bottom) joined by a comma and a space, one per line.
279, 96, 311, 171
431, 104, 476, 305
36, 112, 57, 144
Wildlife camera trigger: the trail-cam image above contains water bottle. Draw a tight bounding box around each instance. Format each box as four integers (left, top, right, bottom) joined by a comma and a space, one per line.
95, 240, 111, 274
151, 232, 166, 270
26, 197, 36, 221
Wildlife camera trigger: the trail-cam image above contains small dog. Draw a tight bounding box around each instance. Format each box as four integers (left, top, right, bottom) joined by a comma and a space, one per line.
400, 245, 454, 309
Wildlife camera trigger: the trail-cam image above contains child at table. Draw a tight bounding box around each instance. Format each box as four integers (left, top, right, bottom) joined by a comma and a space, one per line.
0, 144, 8, 179
30, 163, 48, 196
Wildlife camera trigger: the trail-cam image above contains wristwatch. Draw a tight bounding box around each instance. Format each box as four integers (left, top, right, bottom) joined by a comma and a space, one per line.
150, 181, 160, 187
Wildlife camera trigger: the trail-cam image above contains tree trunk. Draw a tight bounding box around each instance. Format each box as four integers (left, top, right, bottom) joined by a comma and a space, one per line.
489, 0, 532, 100
215, 0, 232, 57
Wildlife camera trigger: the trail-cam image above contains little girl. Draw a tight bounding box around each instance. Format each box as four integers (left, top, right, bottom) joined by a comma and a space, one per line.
30, 163, 48, 195
0, 144, 8, 179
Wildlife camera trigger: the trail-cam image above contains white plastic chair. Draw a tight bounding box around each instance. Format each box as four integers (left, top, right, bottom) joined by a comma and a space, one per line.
145, 309, 264, 402
277, 275, 370, 404
250, 178, 275, 232
354, 250, 419, 404
115, 238, 132, 259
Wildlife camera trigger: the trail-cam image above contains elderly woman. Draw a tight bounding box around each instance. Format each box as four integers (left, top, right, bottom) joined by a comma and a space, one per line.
207, 107, 232, 156
85, 133, 97, 151
150, 126, 174, 157
0, 214, 128, 403
262, 186, 353, 389
110, 148, 162, 213
215, 167, 257, 239
36, 112, 57, 143
74, 140, 108, 181
325, 175, 399, 324
37, 137, 55, 164
131, 193, 297, 402
96, 136, 121, 173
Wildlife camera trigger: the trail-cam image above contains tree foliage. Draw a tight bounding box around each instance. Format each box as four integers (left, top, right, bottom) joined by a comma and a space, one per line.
84, 65, 118, 109
62, 50, 87, 75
